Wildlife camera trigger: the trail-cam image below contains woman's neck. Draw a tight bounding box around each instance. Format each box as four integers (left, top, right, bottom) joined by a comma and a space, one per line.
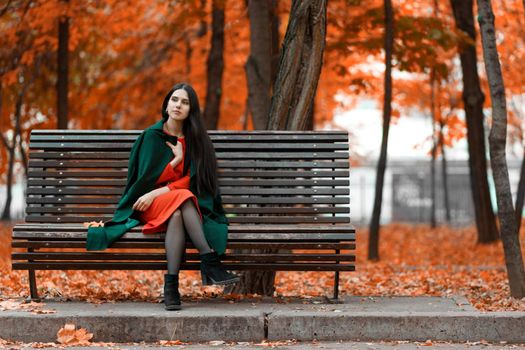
164, 120, 184, 137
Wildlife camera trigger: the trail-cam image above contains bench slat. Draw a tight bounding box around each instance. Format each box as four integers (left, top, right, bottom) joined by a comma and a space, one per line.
26, 188, 349, 196
30, 132, 348, 142
13, 233, 354, 241
11, 241, 169, 249
12, 252, 356, 262
12, 262, 355, 271
29, 143, 348, 159
26, 197, 350, 205
13, 224, 355, 232
27, 179, 349, 187
28, 160, 350, 168
13, 223, 355, 233
29, 143, 348, 155
27, 170, 350, 178
26, 206, 349, 215
25, 216, 351, 224
214, 152, 349, 159
12, 241, 355, 250
226, 217, 351, 224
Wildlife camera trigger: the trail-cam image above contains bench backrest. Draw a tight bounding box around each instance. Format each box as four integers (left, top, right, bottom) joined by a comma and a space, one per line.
26, 130, 350, 225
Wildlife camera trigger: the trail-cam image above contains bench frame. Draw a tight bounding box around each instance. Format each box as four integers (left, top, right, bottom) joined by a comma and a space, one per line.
11, 130, 356, 302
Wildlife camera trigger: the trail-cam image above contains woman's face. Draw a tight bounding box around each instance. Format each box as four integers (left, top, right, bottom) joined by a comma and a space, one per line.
166, 88, 191, 121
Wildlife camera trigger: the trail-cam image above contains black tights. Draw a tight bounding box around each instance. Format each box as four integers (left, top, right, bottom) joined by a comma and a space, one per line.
165, 199, 213, 275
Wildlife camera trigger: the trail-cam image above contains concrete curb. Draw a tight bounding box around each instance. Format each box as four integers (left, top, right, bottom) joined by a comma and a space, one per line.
0, 297, 523, 343
266, 311, 525, 343
1, 313, 265, 343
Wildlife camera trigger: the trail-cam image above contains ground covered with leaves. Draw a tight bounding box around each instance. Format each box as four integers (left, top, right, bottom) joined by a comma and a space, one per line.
1, 222, 524, 311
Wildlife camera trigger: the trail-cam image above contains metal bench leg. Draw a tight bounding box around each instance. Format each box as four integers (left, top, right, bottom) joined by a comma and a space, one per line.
27, 248, 41, 302
325, 246, 344, 304
325, 271, 343, 304
28, 269, 41, 302
333, 271, 339, 299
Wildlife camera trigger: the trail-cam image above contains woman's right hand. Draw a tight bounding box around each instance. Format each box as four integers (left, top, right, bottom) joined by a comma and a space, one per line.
166, 140, 183, 166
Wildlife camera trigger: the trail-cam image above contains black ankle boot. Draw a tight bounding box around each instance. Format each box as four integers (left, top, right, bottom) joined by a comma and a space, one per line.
163, 273, 181, 310
200, 251, 240, 286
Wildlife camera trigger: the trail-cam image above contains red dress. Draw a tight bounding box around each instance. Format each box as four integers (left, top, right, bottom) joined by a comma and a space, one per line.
137, 131, 203, 234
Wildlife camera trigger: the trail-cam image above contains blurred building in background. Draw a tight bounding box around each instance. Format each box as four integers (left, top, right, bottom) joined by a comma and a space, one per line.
351, 158, 523, 226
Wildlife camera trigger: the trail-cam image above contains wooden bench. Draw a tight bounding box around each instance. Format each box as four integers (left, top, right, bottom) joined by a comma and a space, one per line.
11, 129, 356, 302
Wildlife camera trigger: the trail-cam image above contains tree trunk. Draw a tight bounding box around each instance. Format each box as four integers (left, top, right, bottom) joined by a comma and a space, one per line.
439, 119, 451, 224
18, 130, 28, 178
57, 0, 69, 129
228, 7, 276, 293
477, 0, 525, 298
227, 46, 277, 296
183, 0, 207, 81
430, 70, 437, 228
183, 33, 193, 79
368, 0, 393, 261
431, 0, 442, 226
203, 0, 225, 131
305, 99, 314, 130
266, 0, 327, 131
242, 93, 250, 130
450, 0, 499, 243
270, 0, 280, 91
0, 135, 15, 221
228, 0, 326, 296
1, 83, 25, 220
515, 148, 525, 231
198, 0, 208, 37
245, 0, 272, 130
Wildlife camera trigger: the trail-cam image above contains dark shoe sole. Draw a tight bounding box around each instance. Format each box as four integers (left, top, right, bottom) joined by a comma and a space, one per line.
165, 304, 182, 311
202, 275, 240, 286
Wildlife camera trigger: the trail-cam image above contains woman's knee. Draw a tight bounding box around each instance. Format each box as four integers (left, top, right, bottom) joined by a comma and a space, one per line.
169, 209, 182, 221
166, 210, 183, 236
181, 198, 195, 209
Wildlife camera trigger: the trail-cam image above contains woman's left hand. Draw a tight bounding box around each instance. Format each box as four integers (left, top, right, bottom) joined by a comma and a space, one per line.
132, 192, 156, 212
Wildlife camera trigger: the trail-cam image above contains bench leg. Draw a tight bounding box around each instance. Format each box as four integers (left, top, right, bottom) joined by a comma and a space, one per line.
326, 247, 344, 304
28, 269, 41, 302
333, 270, 339, 299
324, 271, 343, 304
26, 247, 41, 302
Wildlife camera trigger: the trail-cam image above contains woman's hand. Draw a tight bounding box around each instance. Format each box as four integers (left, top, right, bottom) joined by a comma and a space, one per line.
166, 140, 183, 166
166, 140, 182, 158
132, 192, 156, 212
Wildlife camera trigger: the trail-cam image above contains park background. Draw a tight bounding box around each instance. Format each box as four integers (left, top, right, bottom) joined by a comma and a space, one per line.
1, 0, 525, 314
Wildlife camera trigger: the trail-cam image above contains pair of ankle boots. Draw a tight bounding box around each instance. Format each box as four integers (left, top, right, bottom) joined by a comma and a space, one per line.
163, 251, 240, 310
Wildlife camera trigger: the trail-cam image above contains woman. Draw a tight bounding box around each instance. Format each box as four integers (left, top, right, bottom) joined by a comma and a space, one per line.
86, 83, 239, 311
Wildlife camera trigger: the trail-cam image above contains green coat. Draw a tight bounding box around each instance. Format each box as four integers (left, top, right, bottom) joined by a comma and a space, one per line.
86, 119, 229, 255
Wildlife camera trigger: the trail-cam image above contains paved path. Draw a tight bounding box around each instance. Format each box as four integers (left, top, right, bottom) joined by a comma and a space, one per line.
4, 340, 525, 349
1, 296, 523, 344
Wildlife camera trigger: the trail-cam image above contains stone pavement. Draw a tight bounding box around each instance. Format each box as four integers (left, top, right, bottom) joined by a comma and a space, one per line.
1, 296, 524, 344
4, 340, 525, 349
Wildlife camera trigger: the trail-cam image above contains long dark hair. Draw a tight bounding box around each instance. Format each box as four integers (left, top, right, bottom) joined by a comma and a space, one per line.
161, 83, 219, 197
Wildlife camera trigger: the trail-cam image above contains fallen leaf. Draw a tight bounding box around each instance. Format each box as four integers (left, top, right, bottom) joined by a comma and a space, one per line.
57, 323, 93, 345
